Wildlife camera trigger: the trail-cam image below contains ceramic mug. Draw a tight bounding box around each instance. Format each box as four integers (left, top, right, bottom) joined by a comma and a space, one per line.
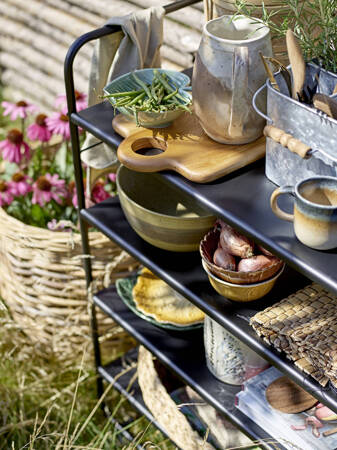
270, 176, 337, 250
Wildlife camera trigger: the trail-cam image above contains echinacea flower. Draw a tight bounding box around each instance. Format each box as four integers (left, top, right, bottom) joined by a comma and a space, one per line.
9, 173, 32, 196
108, 173, 116, 183
32, 173, 67, 206
92, 182, 110, 203
0, 181, 14, 207
0, 129, 30, 164
55, 91, 87, 112
1, 100, 38, 120
27, 114, 52, 142
45, 112, 70, 140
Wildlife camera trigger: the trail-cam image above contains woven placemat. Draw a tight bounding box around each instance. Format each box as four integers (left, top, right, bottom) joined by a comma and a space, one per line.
250, 283, 337, 387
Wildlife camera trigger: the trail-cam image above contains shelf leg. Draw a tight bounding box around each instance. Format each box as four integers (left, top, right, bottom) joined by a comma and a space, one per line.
69, 119, 104, 400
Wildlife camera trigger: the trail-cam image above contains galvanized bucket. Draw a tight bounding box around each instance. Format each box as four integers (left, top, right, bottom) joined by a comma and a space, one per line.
253, 62, 337, 187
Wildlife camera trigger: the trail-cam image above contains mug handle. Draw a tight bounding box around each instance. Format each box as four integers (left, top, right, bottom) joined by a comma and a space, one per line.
270, 186, 295, 222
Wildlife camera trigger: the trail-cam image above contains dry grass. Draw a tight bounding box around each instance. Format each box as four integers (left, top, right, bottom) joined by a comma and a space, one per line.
0, 301, 174, 449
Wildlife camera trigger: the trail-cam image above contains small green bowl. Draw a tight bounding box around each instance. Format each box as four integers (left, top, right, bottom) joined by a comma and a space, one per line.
103, 68, 191, 128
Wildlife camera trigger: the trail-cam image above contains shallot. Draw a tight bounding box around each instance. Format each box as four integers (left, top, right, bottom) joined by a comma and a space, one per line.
213, 248, 236, 270
238, 255, 279, 272
219, 224, 254, 259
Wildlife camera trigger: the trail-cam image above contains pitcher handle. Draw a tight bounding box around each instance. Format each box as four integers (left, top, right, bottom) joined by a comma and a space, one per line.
228, 47, 249, 139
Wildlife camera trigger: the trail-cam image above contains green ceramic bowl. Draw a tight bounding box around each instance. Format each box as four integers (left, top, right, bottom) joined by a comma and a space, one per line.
103, 68, 191, 128
117, 165, 216, 252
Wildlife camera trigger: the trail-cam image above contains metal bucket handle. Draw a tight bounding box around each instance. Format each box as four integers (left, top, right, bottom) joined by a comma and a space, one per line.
252, 84, 273, 124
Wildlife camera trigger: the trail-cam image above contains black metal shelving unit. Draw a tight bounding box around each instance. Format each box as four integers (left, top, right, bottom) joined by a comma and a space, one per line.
65, 1, 337, 446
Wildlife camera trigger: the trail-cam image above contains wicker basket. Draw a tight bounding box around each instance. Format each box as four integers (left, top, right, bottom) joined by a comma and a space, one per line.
204, 0, 289, 65
0, 207, 138, 359
138, 345, 214, 450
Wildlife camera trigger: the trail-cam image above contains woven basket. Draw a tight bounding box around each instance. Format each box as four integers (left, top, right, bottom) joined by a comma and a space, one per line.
0, 207, 138, 359
203, 0, 289, 65
138, 345, 214, 450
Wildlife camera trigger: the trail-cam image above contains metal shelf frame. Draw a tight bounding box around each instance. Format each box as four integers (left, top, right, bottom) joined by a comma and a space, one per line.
64, 0, 337, 445
64, 0, 202, 399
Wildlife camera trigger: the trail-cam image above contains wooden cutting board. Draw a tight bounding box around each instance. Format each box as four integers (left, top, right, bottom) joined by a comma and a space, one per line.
266, 376, 318, 413
114, 113, 265, 183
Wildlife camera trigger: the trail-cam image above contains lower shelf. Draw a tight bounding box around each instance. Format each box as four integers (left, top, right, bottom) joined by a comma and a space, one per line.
98, 347, 172, 445
95, 285, 282, 448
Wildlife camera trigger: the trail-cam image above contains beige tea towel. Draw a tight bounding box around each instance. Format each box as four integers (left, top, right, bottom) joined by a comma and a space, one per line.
82, 6, 165, 171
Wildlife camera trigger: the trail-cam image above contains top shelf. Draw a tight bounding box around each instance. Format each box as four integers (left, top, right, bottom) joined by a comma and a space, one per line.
73, 103, 337, 296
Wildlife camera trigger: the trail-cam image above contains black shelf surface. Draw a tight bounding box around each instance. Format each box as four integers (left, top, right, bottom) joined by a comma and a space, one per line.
82, 197, 337, 414
73, 101, 337, 296
98, 348, 172, 445
94, 286, 274, 445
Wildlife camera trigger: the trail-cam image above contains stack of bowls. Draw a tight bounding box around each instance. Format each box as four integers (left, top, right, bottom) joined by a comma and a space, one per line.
200, 228, 284, 302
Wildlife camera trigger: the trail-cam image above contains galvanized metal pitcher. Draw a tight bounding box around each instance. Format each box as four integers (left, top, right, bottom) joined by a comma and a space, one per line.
193, 15, 272, 144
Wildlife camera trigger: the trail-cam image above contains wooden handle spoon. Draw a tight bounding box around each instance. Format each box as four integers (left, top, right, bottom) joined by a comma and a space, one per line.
313, 93, 337, 119
286, 29, 306, 101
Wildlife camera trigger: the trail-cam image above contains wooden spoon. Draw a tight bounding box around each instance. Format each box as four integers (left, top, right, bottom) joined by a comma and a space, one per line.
313, 93, 337, 119
286, 29, 306, 101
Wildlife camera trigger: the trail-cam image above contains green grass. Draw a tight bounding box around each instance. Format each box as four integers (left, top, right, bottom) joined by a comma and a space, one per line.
0, 304, 174, 449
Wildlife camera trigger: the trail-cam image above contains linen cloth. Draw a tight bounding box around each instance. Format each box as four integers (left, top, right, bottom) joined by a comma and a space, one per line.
81, 7, 165, 169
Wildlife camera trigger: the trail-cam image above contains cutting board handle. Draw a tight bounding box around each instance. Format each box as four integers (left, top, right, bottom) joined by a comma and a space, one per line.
117, 134, 171, 172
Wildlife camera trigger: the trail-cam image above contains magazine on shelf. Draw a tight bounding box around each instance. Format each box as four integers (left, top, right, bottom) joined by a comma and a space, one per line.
236, 367, 337, 450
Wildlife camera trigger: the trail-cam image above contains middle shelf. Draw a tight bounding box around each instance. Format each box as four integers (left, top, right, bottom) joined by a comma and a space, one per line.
81, 196, 337, 413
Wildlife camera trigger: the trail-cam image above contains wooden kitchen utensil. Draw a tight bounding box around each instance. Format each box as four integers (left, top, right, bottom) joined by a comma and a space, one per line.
313, 93, 337, 120
286, 29, 306, 101
266, 376, 317, 413
113, 113, 265, 183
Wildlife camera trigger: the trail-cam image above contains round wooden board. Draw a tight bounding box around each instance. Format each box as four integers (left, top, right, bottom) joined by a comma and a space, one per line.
266, 376, 318, 414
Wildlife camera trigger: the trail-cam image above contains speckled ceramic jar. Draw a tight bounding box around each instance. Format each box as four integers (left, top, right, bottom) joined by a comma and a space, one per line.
271, 176, 337, 250
204, 316, 268, 385
192, 15, 272, 144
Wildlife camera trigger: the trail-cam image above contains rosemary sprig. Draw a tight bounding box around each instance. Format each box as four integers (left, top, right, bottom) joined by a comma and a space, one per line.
234, 0, 337, 73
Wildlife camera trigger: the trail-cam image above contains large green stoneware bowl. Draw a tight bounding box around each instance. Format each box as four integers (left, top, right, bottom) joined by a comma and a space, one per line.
117, 166, 216, 252
103, 68, 191, 128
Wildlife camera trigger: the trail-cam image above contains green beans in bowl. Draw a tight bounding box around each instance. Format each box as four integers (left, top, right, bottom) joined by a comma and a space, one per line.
102, 68, 192, 128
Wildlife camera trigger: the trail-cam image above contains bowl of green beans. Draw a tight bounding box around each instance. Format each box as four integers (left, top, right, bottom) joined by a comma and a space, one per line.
102, 68, 192, 128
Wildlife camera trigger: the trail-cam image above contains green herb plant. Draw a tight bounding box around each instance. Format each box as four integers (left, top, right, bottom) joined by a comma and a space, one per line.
234, 0, 337, 73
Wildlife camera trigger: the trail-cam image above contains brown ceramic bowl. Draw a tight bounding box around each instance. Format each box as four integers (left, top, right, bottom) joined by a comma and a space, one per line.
200, 228, 284, 285
202, 260, 284, 302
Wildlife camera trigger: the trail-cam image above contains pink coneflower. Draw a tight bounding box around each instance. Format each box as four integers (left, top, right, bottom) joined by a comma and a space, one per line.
0, 129, 30, 164
1, 100, 38, 120
9, 173, 32, 196
92, 182, 110, 203
0, 181, 14, 207
55, 91, 87, 112
27, 114, 52, 142
46, 112, 70, 140
32, 173, 67, 206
